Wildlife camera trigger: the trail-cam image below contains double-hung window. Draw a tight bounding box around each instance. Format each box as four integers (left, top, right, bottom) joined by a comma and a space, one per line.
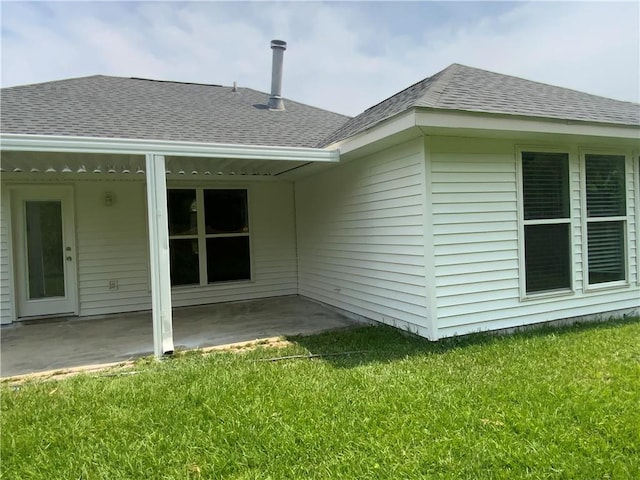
521, 151, 572, 294
167, 188, 251, 286
584, 154, 627, 286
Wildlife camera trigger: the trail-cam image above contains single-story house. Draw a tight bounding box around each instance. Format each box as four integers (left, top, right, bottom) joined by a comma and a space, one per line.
2, 41, 639, 356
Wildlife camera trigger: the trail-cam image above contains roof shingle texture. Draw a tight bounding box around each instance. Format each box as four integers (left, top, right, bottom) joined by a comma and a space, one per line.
3, 65, 638, 149
320, 63, 640, 146
1, 75, 350, 148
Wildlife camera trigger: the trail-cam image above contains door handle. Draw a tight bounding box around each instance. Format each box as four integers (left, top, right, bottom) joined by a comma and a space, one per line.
66, 256, 73, 261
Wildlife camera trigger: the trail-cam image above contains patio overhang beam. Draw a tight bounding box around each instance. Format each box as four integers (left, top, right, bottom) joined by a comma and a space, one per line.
0, 134, 340, 163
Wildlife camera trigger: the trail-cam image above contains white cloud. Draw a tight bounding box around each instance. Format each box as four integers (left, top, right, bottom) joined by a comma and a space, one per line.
2, 1, 638, 116
420, 2, 640, 102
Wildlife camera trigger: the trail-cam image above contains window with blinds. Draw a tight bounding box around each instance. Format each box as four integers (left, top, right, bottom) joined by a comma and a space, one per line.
521, 152, 572, 294
585, 154, 626, 285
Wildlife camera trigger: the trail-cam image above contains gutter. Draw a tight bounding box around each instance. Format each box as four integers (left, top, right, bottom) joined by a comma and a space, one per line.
0, 133, 340, 163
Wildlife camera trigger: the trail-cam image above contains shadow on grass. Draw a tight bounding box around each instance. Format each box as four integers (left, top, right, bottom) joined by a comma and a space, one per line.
284, 315, 640, 369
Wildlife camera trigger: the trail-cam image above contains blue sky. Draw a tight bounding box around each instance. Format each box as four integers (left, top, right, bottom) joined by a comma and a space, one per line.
1, 1, 638, 116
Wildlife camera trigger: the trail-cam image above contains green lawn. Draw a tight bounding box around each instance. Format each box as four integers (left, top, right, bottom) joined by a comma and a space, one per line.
2, 318, 640, 479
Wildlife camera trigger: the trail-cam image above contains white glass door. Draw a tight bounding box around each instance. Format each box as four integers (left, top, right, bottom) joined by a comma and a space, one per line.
13, 187, 77, 318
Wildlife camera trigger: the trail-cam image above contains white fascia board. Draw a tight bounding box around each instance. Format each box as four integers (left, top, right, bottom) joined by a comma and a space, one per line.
326, 109, 639, 157
327, 110, 418, 155
0, 134, 340, 163
415, 110, 640, 140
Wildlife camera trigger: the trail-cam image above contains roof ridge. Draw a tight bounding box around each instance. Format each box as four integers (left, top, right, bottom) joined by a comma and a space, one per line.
3, 74, 230, 92
1, 74, 109, 89
356, 65, 448, 115
416, 63, 461, 107
315, 63, 460, 147
128, 77, 223, 88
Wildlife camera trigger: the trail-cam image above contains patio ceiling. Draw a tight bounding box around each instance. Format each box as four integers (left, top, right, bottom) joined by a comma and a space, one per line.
0, 151, 310, 176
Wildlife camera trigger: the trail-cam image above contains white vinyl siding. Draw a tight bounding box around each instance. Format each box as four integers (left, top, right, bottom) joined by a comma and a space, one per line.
636, 154, 640, 286
75, 180, 151, 316
430, 137, 639, 338
295, 138, 430, 336
431, 137, 519, 335
1, 176, 298, 321
0, 187, 14, 324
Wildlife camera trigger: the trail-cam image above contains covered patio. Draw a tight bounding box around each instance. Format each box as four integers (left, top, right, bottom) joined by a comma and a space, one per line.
1, 135, 340, 362
0, 296, 356, 378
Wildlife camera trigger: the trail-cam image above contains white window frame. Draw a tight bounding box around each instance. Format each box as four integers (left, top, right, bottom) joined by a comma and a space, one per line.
167, 185, 252, 287
516, 146, 575, 299
580, 149, 630, 291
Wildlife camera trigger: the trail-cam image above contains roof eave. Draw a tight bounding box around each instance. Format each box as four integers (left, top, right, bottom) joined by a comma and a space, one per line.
328, 107, 639, 156
415, 107, 640, 139
0, 133, 340, 163
323, 110, 418, 155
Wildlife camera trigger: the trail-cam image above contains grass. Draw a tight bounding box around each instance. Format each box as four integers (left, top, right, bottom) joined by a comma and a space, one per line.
2, 318, 640, 479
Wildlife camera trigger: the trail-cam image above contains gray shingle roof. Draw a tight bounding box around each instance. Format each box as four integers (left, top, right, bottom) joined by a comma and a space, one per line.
3, 66, 638, 150
319, 64, 640, 147
1, 75, 350, 148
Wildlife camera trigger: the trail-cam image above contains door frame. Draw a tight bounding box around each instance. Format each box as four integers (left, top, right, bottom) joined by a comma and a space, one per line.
10, 185, 79, 319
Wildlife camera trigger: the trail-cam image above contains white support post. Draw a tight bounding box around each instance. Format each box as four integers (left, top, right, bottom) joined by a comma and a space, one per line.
145, 154, 174, 357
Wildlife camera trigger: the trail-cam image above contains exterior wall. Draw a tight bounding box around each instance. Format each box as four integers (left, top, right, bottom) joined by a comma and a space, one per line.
170, 181, 298, 307
0, 187, 14, 324
295, 138, 432, 337
428, 136, 639, 338
0, 176, 298, 322
75, 180, 150, 316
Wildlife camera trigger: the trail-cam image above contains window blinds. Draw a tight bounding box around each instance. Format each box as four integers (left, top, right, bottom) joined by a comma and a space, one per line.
585, 154, 625, 217
522, 152, 570, 220
585, 154, 626, 284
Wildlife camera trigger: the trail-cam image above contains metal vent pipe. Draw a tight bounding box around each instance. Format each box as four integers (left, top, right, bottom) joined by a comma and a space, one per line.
268, 40, 287, 111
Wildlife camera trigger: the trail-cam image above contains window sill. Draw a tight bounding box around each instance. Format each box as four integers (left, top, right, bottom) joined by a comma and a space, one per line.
171, 278, 254, 290
521, 288, 575, 302
584, 280, 630, 293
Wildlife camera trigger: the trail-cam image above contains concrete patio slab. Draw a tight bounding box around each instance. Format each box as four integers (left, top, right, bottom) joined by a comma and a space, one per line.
0, 296, 356, 377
